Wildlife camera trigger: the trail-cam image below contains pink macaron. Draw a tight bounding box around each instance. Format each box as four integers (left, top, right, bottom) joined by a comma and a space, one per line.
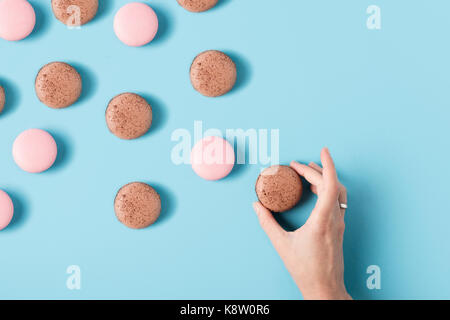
113, 2, 159, 47
191, 136, 235, 181
13, 129, 58, 173
0, 0, 36, 41
0, 190, 14, 231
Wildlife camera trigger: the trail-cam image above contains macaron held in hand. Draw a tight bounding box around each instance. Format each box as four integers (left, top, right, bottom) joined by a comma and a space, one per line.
255, 165, 303, 213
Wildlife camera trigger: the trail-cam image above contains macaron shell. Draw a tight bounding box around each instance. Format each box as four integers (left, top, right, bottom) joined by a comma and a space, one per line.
190, 50, 237, 97
0, 190, 14, 231
105, 93, 152, 140
51, 0, 99, 26
13, 129, 58, 173
177, 0, 219, 12
0, 86, 5, 113
0, 0, 36, 41
255, 165, 303, 213
114, 182, 161, 229
35, 62, 82, 109
191, 136, 235, 180
113, 2, 159, 47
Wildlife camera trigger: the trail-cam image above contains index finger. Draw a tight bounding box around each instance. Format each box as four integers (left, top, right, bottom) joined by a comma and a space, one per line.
321, 148, 338, 188
290, 161, 323, 186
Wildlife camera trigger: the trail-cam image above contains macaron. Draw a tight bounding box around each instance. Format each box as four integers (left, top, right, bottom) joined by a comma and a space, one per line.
13, 129, 58, 173
0, 190, 14, 231
51, 0, 99, 26
106, 93, 152, 140
191, 136, 235, 180
114, 2, 158, 47
177, 0, 218, 12
190, 50, 237, 97
35, 62, 82, 109
0, 86, 5, 113
0, 0, 36, 41
114, 182, 161, 229
255, 165, 303, 213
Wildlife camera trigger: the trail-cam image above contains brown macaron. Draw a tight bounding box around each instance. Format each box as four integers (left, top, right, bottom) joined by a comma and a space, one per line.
177, 0, 218, 12
35, 62, 82, 109
114, 182, 161, 229
105, 93, 152, 140
190, 50, 237, 97
255, 165, 303, 213
0, 86, 4, 114
51, 0, 99, 26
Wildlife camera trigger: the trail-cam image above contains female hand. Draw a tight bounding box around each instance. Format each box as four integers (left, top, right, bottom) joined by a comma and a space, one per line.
253, 148, 351, 300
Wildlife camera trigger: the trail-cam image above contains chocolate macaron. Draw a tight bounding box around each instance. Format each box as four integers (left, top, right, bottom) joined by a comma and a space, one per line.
0, 86, 4, 113
177, 0, 218, 12
105, 93, 152, 140
51, 0, 99, 26
255, 165, 303, 213
35, 62, 82, 109
190, 50, 237, 97
114, 182, 161, 229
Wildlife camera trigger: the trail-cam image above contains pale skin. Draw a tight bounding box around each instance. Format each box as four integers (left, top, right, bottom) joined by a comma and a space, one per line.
253, 148, 352, 300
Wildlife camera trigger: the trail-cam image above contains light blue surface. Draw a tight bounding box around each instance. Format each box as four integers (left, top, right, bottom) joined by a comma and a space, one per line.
1, 0, 449, 300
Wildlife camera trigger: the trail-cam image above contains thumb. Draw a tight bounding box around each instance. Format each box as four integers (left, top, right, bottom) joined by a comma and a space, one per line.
253, 202, 287, 249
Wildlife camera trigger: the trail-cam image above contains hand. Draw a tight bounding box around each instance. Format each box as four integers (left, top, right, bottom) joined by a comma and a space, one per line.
253, 148, 351, 300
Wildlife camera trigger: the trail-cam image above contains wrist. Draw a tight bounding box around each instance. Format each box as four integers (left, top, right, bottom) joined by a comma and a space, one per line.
302, 285, 352, 300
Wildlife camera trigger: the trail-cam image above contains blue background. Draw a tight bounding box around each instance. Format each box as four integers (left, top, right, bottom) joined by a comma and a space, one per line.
1, 0, 449, 300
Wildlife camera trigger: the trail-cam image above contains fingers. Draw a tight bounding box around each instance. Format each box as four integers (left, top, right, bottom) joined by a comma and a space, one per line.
320, 148, 347, 215
338, 186, 347, 215
308, 163, 322, 194
321, 148, 338, 188
253, 202, 287, 249
290, 161, 323, 186
309, 162, 323, 173
306, 148, 340, 222
320, 148, 339, 207
311, 161, 347, 215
